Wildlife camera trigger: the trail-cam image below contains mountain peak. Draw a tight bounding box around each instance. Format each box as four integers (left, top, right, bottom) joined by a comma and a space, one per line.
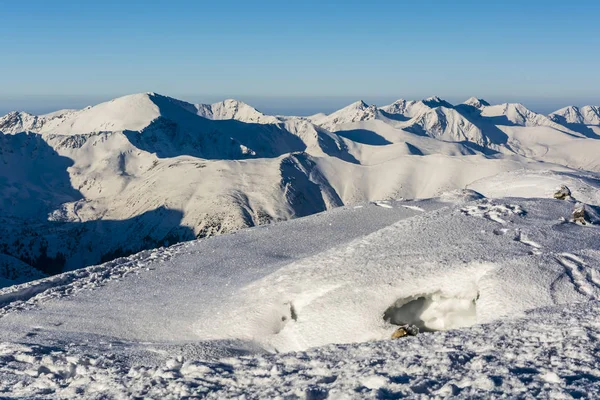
423, 96, 452, 108
197, 99, 278, 124
348, 100, 369, 109
309, 100, 379, 130
550, 105, 600, 125
464, 97, 490, 109
222, 98, 248, 105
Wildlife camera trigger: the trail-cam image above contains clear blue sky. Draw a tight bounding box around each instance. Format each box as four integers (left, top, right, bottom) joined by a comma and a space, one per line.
1, 0, 599, 115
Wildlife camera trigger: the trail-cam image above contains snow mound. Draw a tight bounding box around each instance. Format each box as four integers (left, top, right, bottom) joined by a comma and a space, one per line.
383, 291, 478, 332
468, 169, 600, 206
2, 300, 600, 398
439, 189, 486, 203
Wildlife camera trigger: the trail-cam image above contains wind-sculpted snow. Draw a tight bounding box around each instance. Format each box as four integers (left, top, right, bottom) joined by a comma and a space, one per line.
0, 197, 599, 398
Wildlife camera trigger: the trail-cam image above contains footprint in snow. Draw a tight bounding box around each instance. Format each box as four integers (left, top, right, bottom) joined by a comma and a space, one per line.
554, 253, 600, 297
513, 230, 543, 255
461, 203, 525, 224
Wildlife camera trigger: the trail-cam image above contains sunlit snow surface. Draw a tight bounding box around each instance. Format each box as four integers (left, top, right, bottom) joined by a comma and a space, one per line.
3, 93, 600, 284
0, 194, 599, 398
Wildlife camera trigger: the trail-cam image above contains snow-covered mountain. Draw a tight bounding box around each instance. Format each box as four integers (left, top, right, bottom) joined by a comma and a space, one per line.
195, 99, 280, 124
548, 105, 600, 138
1, 92, 600, 284
1, 92, 600, 398
400, 106, 488, 145
0, 109, 78, 134
314, 96, 593, 148
379, 99, 430, 119
308, 100, 387, 130
479, 102, 579, 132
550, 105, 600, 125
462, 96, 491, 109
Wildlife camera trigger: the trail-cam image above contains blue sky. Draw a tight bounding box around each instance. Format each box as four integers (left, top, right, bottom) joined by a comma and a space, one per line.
1, 0, 599, 115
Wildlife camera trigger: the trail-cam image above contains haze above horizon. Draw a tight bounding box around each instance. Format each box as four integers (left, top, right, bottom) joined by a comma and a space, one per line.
2, 0, 599, 115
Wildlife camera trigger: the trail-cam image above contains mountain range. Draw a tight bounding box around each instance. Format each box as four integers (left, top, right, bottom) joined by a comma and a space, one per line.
1, 92, 600, 285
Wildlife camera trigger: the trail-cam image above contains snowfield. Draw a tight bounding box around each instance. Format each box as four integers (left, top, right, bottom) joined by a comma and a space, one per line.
1, 93, 600, 397
0, 194, 599, 398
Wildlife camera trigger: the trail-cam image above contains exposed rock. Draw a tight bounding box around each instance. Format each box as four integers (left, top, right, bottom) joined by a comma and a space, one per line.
572, 203, 590, 225
391, 324, 419, 339
553, 185, 572, 200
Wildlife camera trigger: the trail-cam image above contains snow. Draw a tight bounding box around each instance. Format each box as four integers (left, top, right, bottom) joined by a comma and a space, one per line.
195, 99, 280, 124
0, 195, 598, 398
550, 105, 600, 125
2, 93, 600, 286
308, 100, 388, 130
463, 97, 490, 109
468, 169, 600, 206
379, 98, 432, 119
0, 92, 600, 397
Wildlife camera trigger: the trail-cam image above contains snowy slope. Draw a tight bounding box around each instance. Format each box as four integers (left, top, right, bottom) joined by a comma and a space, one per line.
399, 106, 488, 145
480, 103, 582, 134
0, 109, 78, 134
468, 169, 600, 206
549, 105, 600, 138
1, 92, 600, 398
308, 100, 390, 130
2, 93, 600, 285
550, 105, 600, 125
463, 96, 491, 109
195, 99, 280, 124
0, 194, 598, 398
379, 98, 432, 119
